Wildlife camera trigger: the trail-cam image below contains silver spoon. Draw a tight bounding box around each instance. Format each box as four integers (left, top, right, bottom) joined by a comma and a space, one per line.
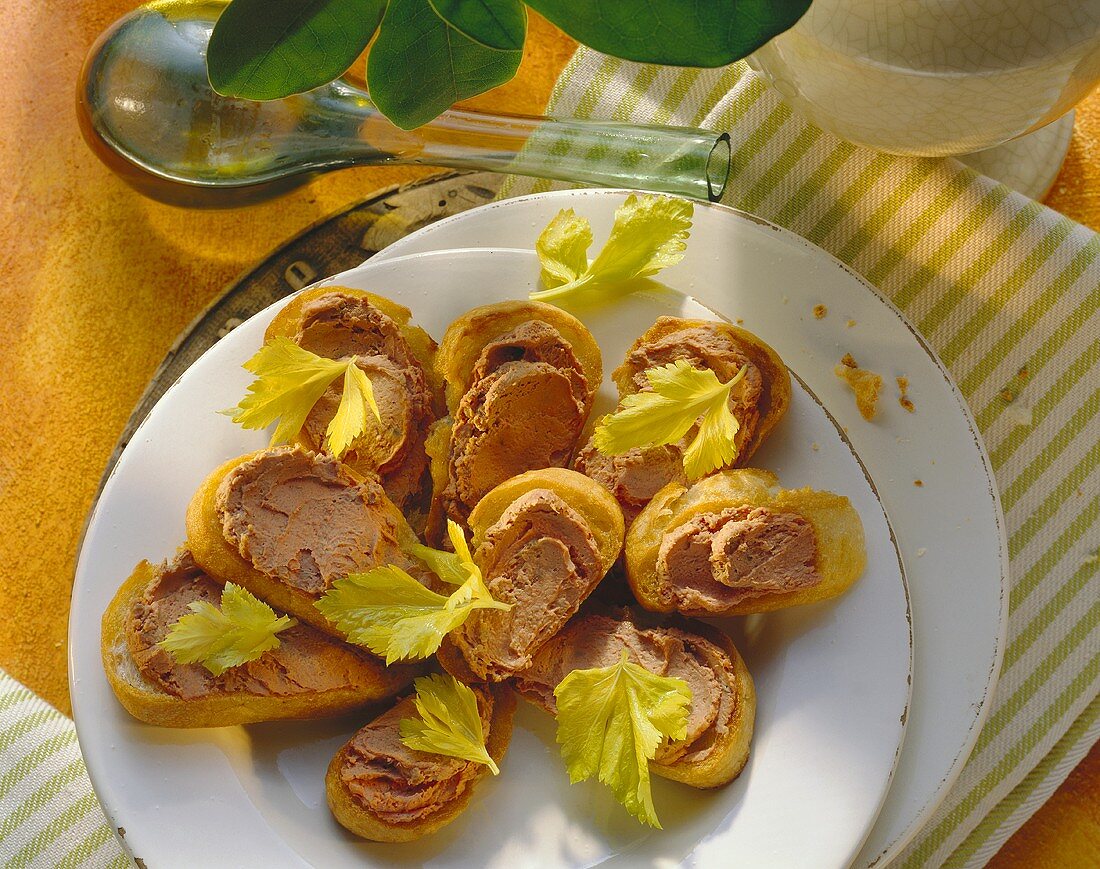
78, 0, 730, 208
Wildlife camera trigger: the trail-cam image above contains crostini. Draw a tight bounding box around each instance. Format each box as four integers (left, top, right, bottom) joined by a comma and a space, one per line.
515, 611, 755, 788
186, 445, 427, 634
265, 286, 444, 523
439, 468, 624, 682
428, 301, 602, 537
626, 469, 866, 616
102, 551, 415, 727
575, 316, 790, 525
326, 683, 516, 842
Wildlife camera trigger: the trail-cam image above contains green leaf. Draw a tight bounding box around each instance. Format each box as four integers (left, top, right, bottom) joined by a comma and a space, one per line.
406, 520, 481, 586
224, 337, 379, 457
427, 0, 527, 51
531, 194, 692, 302
536, 208, 593, 289
400, 673, 500, 773
314, 564, 510, 664
327, 361, 382, 458
208, 0, 387, 100
368, 0, 523, 129
158, 583, 296, 676
525, 0, 811, 67
555, 650, 691, 827
593, 359, 747, 478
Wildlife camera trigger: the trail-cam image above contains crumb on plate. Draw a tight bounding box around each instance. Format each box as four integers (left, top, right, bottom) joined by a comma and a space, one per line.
813, 304, 827, 319
835, 353, 883, 421
897, 376, 915, 413
914, 479, 923, 487
846, 319, 857, 328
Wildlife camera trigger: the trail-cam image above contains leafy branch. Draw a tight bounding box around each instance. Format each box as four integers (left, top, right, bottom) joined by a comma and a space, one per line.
207, 0, 811, 130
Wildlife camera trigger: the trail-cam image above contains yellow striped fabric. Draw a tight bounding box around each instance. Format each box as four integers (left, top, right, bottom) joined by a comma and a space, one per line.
504, 53, 1099, 869
0, 672, 127, 867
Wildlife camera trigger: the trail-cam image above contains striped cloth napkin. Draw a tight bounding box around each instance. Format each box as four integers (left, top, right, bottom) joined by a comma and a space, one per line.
0, 672, 126, 867
502, 53, 1100, 867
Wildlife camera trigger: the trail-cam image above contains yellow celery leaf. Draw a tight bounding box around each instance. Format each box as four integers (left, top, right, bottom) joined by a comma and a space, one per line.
399, 673, 499, 774
554, 650, 691, 827
536, 207, 593, 288
531, 194, 693, 301
592, 359, 747, 479
327, 361, 382, 458
158, 583, 296, 676
314, 564, 510, 665
406, 519, 481, 587
225, 336, 379, 456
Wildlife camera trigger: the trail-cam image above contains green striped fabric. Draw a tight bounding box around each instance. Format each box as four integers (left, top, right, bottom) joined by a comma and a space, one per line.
0, 672, 127, 867
503, 53, 1100, 867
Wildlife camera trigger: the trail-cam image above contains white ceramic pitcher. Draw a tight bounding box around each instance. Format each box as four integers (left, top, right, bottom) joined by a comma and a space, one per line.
749, 0, 1100, 157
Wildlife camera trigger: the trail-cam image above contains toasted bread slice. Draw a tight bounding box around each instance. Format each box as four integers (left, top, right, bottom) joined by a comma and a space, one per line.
186, 446, 423, 634
266, 286, 443, 400
513, 611, 755, 789
626, 469, 866, 616
430, 302, 603, 530
468, 467, 625, 569
326, 684, 516, 841
265, 287, 444, 524
611, 316, 789, 463
437, 468, 626, 682
435, 300, 601, 415
102, 552, 415, 727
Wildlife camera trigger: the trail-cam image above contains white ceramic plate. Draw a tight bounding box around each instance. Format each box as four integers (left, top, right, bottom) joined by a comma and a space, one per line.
377, 190, 1010, 866
72, 248, 911, 869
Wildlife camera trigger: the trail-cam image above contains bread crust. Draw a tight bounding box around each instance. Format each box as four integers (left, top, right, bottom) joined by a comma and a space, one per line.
325, 684, 516, 841
101, 558, 415, 728
626, 469, 866, 615
611, 317, 790, 466
185, 448, 420, 635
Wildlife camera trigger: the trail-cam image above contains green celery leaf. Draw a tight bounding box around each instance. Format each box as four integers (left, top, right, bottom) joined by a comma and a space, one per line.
368, 0, 523, 129
593, 360, 747, 479
531, 194, 692, 301
427, 0, 527, 51
208, 0, 386, 100
525, 0, 811, 67
399, 673, 500, 773
158, 583, 295, 676
555, 650, 691, 827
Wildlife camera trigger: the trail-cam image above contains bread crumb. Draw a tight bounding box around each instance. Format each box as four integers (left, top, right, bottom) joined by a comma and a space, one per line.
897, 376, 915, 413
835, 353, 883, 420
813, 304, 828, 319
916, 547, 927, 558
1000, 387, 1017, 403
914, 479, 923, 487
811, 442, 820, 451
736, 318, 744, 325
846, 319, 857, 328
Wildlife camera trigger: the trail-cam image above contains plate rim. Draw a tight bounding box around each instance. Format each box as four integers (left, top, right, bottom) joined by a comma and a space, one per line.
71, 245, 913, 869
375, 188, 1012, 863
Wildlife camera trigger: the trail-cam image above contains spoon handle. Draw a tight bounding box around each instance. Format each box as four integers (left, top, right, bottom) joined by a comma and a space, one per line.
317, 82, 730, 202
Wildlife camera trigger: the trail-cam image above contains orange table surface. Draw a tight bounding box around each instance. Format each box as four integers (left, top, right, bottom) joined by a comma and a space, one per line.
0, 1, 1094, 863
